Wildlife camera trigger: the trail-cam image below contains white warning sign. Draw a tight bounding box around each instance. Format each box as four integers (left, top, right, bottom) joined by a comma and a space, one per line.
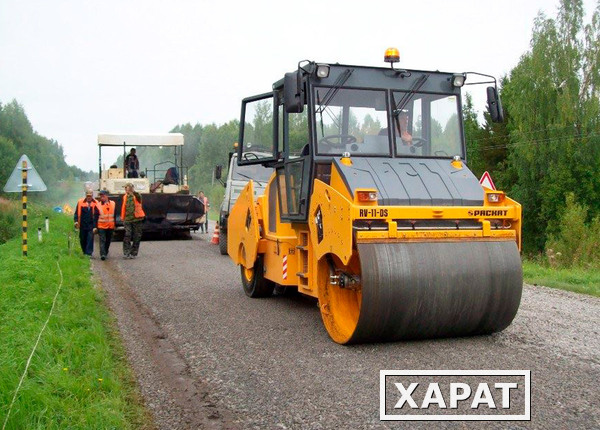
3, 154, 47, 192
479, 171, 496, 191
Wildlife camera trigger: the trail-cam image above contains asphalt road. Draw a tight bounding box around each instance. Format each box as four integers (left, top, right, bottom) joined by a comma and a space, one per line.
93, 227, 600, 429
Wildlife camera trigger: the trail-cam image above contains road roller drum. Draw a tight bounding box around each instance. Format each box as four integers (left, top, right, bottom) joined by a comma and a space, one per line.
319, 241, 523, 344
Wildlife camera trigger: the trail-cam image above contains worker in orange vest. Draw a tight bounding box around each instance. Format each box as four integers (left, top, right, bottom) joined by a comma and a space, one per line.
97, 190, 116, 261
122, 183, 145, 259
73, 189, 99, 256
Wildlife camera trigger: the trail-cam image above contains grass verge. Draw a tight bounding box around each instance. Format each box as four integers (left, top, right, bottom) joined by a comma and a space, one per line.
0, 206, 151, 429
522, 260, 600, 297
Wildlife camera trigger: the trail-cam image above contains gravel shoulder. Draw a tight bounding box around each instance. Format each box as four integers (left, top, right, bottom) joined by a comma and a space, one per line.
93, 230, 600, 429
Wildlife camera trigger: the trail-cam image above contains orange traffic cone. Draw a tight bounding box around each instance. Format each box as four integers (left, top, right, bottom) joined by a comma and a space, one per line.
211, 224, 220, 245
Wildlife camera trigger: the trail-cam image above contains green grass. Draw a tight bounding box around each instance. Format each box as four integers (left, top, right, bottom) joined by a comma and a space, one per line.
0, 198, 20, 244
522, 260, 600, 297
0, 207, 151, 429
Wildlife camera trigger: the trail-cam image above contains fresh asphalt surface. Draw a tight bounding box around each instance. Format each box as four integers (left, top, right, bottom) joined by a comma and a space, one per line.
94, 224, 600, 429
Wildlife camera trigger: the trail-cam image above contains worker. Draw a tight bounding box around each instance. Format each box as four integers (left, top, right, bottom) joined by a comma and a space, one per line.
74, 189, 99, 257
379, 111, 413, 144
97, 190, 116, 260
125, 148, 140, 178
396, 111, 413, 145
121, 183, 145, 258
198, 190, 209, 233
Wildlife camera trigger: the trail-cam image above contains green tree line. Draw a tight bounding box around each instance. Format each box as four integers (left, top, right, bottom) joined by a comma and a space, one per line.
2, 0, 598, 265
0, 100, 94, 203
465, 0, 600, 261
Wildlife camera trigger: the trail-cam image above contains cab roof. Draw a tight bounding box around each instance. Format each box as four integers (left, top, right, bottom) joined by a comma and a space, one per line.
273, 63, 460, 95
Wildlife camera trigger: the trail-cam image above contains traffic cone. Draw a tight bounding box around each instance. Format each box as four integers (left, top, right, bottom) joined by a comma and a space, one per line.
211, 224, 220, 245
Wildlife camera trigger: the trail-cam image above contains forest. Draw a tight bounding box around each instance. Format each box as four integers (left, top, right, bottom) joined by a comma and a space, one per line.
0, 100, 94, 202
1, 0, 599, 267
464, 0, 600, 264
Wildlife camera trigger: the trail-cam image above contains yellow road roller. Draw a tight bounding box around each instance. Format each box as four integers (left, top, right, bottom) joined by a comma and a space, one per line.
228, 50, 522, 344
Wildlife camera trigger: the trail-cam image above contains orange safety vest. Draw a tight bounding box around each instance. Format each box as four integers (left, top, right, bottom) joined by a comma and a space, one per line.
97, 200, 116, 229
121, 193, 145, 220
76, 198, 98, 223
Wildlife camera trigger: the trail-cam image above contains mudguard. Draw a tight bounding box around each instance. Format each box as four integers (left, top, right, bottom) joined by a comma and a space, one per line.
227, 181, 260, 269
309, 179, 353, 265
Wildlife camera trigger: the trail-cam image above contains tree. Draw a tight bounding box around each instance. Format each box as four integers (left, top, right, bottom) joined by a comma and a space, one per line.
0, 99, 93, 201
500, 0, 600, 252
0, 136, 18, 187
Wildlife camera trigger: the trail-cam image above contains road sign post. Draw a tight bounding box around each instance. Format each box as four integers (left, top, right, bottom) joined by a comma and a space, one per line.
22, 160, 28, 256
3, 155, 48, 257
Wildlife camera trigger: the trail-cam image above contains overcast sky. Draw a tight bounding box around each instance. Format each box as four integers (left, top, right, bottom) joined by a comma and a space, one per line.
1, 0, 597, 171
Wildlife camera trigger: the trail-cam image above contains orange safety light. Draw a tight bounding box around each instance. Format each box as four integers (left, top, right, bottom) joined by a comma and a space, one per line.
356, 190, 378, 202
487, 192, 505, 204
384, 47, 400, 63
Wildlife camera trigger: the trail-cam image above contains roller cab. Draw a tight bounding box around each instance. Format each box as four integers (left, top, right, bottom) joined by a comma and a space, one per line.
228, 54, 523, 344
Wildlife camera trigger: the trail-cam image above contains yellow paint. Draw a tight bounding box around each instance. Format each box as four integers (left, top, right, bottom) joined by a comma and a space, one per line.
352, 205, 519, 220
387, 220, 398, 238
317, 251, 362, 343
356, 229, 516, 242
451, 159, 463, 169
227, 181, 260, 269
340, 155, 352, 166
329, 165, 353, 201
309, 179, 354, 265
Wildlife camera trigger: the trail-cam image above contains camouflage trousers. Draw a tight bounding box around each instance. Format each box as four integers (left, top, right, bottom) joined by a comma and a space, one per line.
123, 221, 143, 256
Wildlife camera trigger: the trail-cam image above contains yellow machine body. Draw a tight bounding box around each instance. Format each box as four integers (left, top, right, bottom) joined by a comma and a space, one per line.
229, 162, 522, 344
228, 60, 523, 344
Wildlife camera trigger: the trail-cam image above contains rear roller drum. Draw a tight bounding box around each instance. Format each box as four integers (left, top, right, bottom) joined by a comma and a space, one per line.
241, 255, 275, 298
219, 230, 228, 255
318, 241, 523, 344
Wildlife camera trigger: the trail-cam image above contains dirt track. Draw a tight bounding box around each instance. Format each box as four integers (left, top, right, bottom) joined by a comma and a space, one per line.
93, 229, 600, 429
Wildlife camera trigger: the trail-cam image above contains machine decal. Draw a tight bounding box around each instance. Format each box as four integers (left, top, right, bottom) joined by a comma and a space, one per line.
468, 209, 509, 217
358, 208, 389, 218
282, 255, 288, 280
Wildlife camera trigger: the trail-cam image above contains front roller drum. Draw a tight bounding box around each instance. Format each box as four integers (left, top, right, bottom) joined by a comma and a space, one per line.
319, 241, 523, 344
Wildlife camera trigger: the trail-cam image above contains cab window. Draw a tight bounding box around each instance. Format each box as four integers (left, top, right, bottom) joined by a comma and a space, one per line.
314, 88, 390, 156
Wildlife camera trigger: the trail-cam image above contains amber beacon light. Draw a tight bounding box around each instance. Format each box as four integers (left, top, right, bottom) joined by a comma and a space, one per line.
384, 47, 400, 63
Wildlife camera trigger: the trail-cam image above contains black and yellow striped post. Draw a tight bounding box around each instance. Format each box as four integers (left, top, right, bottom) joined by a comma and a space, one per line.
22, 160, 28, 257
